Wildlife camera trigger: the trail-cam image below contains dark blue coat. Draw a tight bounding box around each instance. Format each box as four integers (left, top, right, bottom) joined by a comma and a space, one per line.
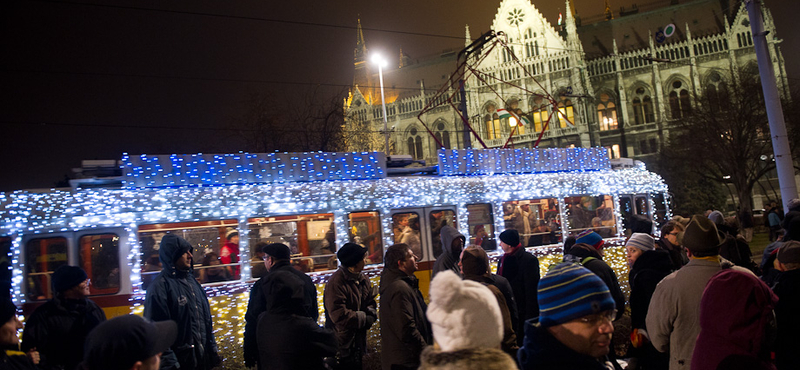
144, 234, 218, 370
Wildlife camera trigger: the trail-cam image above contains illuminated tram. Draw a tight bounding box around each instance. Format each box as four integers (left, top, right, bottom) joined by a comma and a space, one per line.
0, 147, 669, 361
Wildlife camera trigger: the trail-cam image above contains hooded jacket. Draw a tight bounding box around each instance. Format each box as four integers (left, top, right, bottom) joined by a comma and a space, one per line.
21, 295, 106, 370
432, 226, 465, 278
323, 266, 377, 362
144, 234, 219, 370
691, 269, 777, 370
378, 267, 432, 370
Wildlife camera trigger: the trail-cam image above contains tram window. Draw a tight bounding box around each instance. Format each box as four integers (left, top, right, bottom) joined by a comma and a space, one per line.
25, 237, 68, 301
78, 234, 120, 295
619, 195, 634, 220
430, 210, 456, 259
635, 196, 649, 216
653, 193, 668, 225
0, 237, 10, 298
348, 211, 383, 265
392, 213, 422, 259
138, 219, 239, 287
564, 195, 617, 238
467, 204, 496, 251
502, 199, 562, 246
248, 213, 336, 272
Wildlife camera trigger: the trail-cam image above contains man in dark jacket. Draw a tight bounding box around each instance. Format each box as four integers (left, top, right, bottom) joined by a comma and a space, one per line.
323, 243, 377, 370
431, 225, 465, 277
497, 229, 540, 346
244, 243, 319, 368
21, 265, 106, 370
144, 234, 220, 370
656, 221, 688, 270
773, 241, 800, 370
258, 270, 336, 370
517, 263, 620, 370
379, 243, 432, 370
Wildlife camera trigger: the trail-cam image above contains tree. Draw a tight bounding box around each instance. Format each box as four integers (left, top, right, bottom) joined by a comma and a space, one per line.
235, 87, 348, 153
661, 65, 775, 213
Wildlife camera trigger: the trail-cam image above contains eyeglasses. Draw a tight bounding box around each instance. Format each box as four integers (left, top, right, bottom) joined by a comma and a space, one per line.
577, 310, 616, 326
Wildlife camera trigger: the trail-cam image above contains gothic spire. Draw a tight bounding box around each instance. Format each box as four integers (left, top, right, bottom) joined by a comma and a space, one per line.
354, 17, 367, 63
604, 0, 615, 20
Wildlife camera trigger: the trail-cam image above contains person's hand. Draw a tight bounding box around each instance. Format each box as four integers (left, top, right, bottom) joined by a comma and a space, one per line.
27, 348, 40, 365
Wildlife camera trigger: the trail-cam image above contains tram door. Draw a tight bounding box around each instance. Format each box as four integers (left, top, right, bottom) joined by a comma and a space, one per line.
389, 206, 458, 296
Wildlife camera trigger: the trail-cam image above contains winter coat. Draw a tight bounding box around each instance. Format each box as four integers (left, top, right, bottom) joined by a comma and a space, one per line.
323, 266, 377, 362
463, 273, 518, 342
378, 267, 432, 370
497, 246, 539, 346
257, 270, 336, 370
220, 241, 240, 277
419, 345, 518, 370
628, 250, 672, 370
243, 275, 268, 368
143, 234, 219, 370
268, 259, 319, 321
517, 318, 620, 370
692, 269, 777, 370
21, 296, 106, 370
645, 257, 744, 370
0, 347, 37, 370
432, 226, 465, 278
565, 245, 626, 320
717, 232, 758, 274
655, 238, 688, 271
773, 268, 800, 370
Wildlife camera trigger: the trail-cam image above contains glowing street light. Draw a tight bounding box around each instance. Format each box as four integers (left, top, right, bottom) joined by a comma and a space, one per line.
371, 53, 390, 154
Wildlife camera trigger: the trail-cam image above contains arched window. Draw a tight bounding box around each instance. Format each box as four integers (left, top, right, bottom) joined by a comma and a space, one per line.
484, 103, 503, 140
631, 87, 655, 125
597, 93, 618, 131
557, 97, 574, 128
506, 99, 525, 136
407, 127, 424, 160
435, 122, 451, 149
529, 95, 549, 132
705, 73, 729, 113
668, 80, 691, 119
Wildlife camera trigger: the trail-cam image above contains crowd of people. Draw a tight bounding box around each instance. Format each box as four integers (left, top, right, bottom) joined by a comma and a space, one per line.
2, 201, 799, 370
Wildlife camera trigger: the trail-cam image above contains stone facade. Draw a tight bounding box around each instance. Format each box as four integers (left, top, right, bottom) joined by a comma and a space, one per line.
344, 0, 789, 166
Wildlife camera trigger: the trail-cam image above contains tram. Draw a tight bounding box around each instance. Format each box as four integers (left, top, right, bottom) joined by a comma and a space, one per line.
0, 147, 668, 360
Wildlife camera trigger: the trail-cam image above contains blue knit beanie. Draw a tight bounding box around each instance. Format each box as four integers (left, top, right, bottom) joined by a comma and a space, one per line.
537, 263, 615, 327
576, 230, 604, 250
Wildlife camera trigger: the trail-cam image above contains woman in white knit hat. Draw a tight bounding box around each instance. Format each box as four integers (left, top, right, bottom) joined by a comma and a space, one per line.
420, 270, 517, 370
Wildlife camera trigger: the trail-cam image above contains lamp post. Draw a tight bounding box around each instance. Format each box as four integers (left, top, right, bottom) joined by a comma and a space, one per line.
371, 53, 390, 154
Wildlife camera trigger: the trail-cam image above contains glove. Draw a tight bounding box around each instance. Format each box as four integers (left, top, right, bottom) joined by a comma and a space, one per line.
364, 312, 376, 329
630, 328, 650, 348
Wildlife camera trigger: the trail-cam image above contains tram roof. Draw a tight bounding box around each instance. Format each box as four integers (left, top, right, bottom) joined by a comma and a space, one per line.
0, 148, 667, 234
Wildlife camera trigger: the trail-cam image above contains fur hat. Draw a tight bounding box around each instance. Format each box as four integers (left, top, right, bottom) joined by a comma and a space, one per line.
499, 229, 520, 247
538, 263, 615, 327
427, 270, 503, 351
52, 265, 88, 293
626, 233, 654, 252
576, 230, 605, 250
683, 215, 724, 255
337, 243, 368, 267
262, 243, 291, 260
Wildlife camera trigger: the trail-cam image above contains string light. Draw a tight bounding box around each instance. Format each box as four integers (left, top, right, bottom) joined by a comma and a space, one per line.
1, 148, 667, 365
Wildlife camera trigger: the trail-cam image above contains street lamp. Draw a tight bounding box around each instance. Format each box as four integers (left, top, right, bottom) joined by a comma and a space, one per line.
371, 53, 390, 154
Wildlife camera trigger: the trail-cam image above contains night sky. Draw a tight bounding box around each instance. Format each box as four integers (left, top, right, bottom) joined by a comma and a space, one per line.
2, 0, 798, 191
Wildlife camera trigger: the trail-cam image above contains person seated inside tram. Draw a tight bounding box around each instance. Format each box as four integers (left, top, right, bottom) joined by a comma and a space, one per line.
199, 252, 230, 283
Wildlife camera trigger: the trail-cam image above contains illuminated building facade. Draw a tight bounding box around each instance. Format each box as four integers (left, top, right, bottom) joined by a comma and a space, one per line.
344, 0, 789, 165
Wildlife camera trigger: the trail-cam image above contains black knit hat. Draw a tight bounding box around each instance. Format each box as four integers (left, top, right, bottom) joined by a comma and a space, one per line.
52, 265, 88, 293
262, 243, 291, 260
499, 229, 520, 247
337, 243, 368, 267
0, 297, 17, 324
84, 315, 177, 370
